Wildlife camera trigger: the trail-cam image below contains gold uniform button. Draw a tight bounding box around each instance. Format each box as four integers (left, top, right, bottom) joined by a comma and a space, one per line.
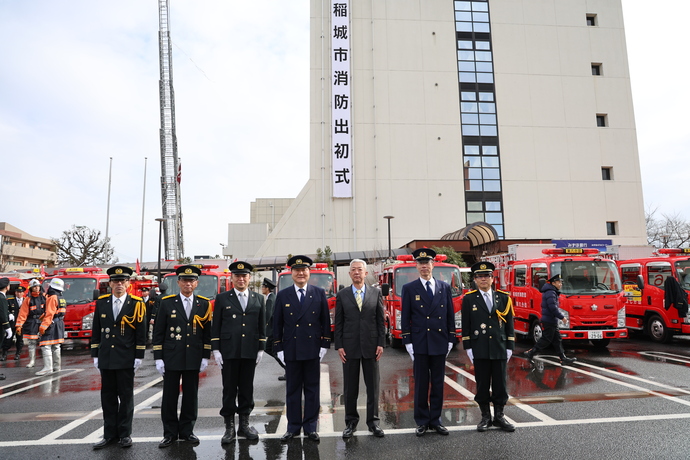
438, 329, 442, 332
308, 323, 312, 326
111, 345, 114, 348
242, 324, 245, 327
242, 334, 245, 337
296, 324, 300, 327
427, 317, 429, 320
427, 329, 430, 331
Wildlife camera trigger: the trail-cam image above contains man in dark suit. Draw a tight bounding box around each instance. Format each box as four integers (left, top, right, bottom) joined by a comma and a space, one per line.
462, 261, 516, 432
213, 261, 266, 443
262, 277, 285, 380
401, 248, 456, 437
273, 255, 331, 442
2, 285, 25, 361
153, 265, 212, 448
0, 278, 12, 380
90, 266, 147, 449
335, 259, 385, 438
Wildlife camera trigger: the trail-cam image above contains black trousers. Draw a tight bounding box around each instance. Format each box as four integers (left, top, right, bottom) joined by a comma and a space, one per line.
412, 353, 446, 427
343, 357, 380, 428
473, 358, 508, 406
285, 358, 320, 434
162, 369, 200, 438
100, 368, 135, 439
2, 319, 22, 353
533, 322, 565, 356
220, 358, 257, 422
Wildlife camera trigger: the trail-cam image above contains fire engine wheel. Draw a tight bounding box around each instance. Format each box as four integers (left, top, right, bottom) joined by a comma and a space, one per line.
647, 314, 672, 343
530, 320, 543, 344
590, 338, 610, 348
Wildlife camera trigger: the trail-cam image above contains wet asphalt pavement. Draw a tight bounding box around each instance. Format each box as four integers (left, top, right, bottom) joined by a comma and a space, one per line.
2, 336, 690, 459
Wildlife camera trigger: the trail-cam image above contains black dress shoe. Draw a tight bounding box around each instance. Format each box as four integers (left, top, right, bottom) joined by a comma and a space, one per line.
560, 356, 576, 364
158, 436, 175, 448
278, 374, 286, 381
119, 436, 133, 448
181, 434, 200, 444
415, 425, 427, 437
280, 431, 299, 442
93, 437, 118, 450
306, 432, 320, 442
430, 424, 449, 435
14, 354, 20, 360
369, 425, 385, 437
342, 423, 356, 438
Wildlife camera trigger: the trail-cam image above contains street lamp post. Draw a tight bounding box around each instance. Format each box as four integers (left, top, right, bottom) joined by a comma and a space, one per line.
156, 218, 165, 285
384, 216, 395, 259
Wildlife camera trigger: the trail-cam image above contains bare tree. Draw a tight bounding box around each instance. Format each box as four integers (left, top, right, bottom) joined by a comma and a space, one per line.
646, 206, 690, 248
52, 225, 117, 266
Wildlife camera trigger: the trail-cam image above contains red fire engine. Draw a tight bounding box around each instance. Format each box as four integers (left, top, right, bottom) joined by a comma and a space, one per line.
277, 262, 337, 332
617, 248, 690, 342
487, 245, 627, 347
163, 264, 232, 303
377, 254, 464, 347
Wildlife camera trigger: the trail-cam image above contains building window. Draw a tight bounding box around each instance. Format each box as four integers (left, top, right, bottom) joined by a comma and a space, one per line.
601, 167, 612, 180
606, 221, 617, 235
596, 114, 607, 127
591, 63, 602, 75
586, 14, 597, 26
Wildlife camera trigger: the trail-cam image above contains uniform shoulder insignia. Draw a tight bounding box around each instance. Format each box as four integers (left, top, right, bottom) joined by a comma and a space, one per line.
7, 296, 15, 300
466, 289, 478, 294
162, 294, 176, 299
130, 295, 142, 301
197, 295, 210, 301
497, 289, 510, 295
98, 293, 112, 300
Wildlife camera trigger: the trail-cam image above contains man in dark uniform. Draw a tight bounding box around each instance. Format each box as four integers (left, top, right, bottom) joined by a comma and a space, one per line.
262, 277, 285, 380
273, 255, 331, 442
91, 266, 147, 449
154, 265, 212, 448
0, 278, 12, 380
212, 261, 266, 443
1, 285, 24, 361
462, 261, 516, 432
140, 287, 156, 344
524, 274, 576, 364
335, 259, 386, 438
401, 248, 456, 437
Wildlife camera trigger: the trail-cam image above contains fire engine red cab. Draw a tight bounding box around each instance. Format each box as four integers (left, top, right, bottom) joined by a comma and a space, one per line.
377, 254, 464, 347
277, 262, 337, 332
618, 248, 690, 342
163, 264, 231, 303
488, 245, 627, 347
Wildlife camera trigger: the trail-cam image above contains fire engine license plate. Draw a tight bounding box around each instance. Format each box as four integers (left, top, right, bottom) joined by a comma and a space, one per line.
588, 331, 603, 340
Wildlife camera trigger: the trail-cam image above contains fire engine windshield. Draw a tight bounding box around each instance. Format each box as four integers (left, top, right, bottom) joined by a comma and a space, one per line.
165, 275, 220, 300
673, 260, 690, 289
394, 266, 463, 297
277, 273, 335, 297
60, 278, 98, 304
550, 260, 622, 295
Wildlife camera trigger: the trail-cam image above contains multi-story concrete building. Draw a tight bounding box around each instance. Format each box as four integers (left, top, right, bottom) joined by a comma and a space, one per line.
253, 0, 646, 257
0, 223, 57, 271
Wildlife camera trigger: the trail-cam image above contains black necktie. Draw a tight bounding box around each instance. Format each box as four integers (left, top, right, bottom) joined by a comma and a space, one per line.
299, 288, 305, 306
426, 281, 433, 300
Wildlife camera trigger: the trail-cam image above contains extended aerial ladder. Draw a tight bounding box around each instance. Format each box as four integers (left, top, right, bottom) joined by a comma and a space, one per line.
158, 0, 184, 260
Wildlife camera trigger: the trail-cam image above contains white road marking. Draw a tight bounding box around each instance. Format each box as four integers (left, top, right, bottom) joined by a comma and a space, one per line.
276, 363, 333, 434
639, 351, 690, 365
0, 369, 83, 399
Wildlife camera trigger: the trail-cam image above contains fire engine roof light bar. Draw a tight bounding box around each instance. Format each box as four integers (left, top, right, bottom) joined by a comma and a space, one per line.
542, 248, 599, 256
658, 248, 690, 255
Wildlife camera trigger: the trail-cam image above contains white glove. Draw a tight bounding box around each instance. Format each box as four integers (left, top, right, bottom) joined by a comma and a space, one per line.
466, 349, 474, 363
93, 357, 99, 369
9, 313, 14, 322
506, 349, 512, 362
447, 342, 453, 357
155, 359, 165, 376
277, 351, 285, 365
213, 350, 223, 369
133, 358, 142, 372
405, 343, 414, 361
319, 347, 327, 362
5, 328, 12, 339
200, 358, 208, 373
256, 350, 264, 364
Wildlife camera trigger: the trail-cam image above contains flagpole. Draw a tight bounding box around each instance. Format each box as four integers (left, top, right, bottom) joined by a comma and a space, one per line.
139, 157, 148, 264
105, 157, 113, 242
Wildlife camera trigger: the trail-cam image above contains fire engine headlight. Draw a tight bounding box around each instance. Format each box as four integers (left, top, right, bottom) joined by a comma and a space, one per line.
395, 310, 401, 331
558, 309, 569, 329
82, 312, 94, 331
455, 310, 462, 330
617, 307, 626, 328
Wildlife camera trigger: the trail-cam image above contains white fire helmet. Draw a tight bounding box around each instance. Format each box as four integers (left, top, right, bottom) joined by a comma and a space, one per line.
49, 278, 65, 291
29, 279, 42, 288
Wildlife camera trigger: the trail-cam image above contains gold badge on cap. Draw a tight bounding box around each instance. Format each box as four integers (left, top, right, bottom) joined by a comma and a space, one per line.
420, 251, 427, 258
115, 268, 123, 274
296, 259, 302, 265
480, 264, 487, 270
238, 263, 244, 270
185, 268, 192, 274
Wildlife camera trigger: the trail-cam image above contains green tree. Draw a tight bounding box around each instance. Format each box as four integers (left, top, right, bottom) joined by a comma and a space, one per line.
315, 246, 334, 269
432, 245, 469, 286
52, 225, 117, 266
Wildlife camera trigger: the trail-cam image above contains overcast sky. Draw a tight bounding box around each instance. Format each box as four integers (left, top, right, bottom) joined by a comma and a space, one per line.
0, 1, 687, 263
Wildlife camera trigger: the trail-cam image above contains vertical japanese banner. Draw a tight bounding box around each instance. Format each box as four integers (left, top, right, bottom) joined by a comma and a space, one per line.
332, 0, 352, 198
